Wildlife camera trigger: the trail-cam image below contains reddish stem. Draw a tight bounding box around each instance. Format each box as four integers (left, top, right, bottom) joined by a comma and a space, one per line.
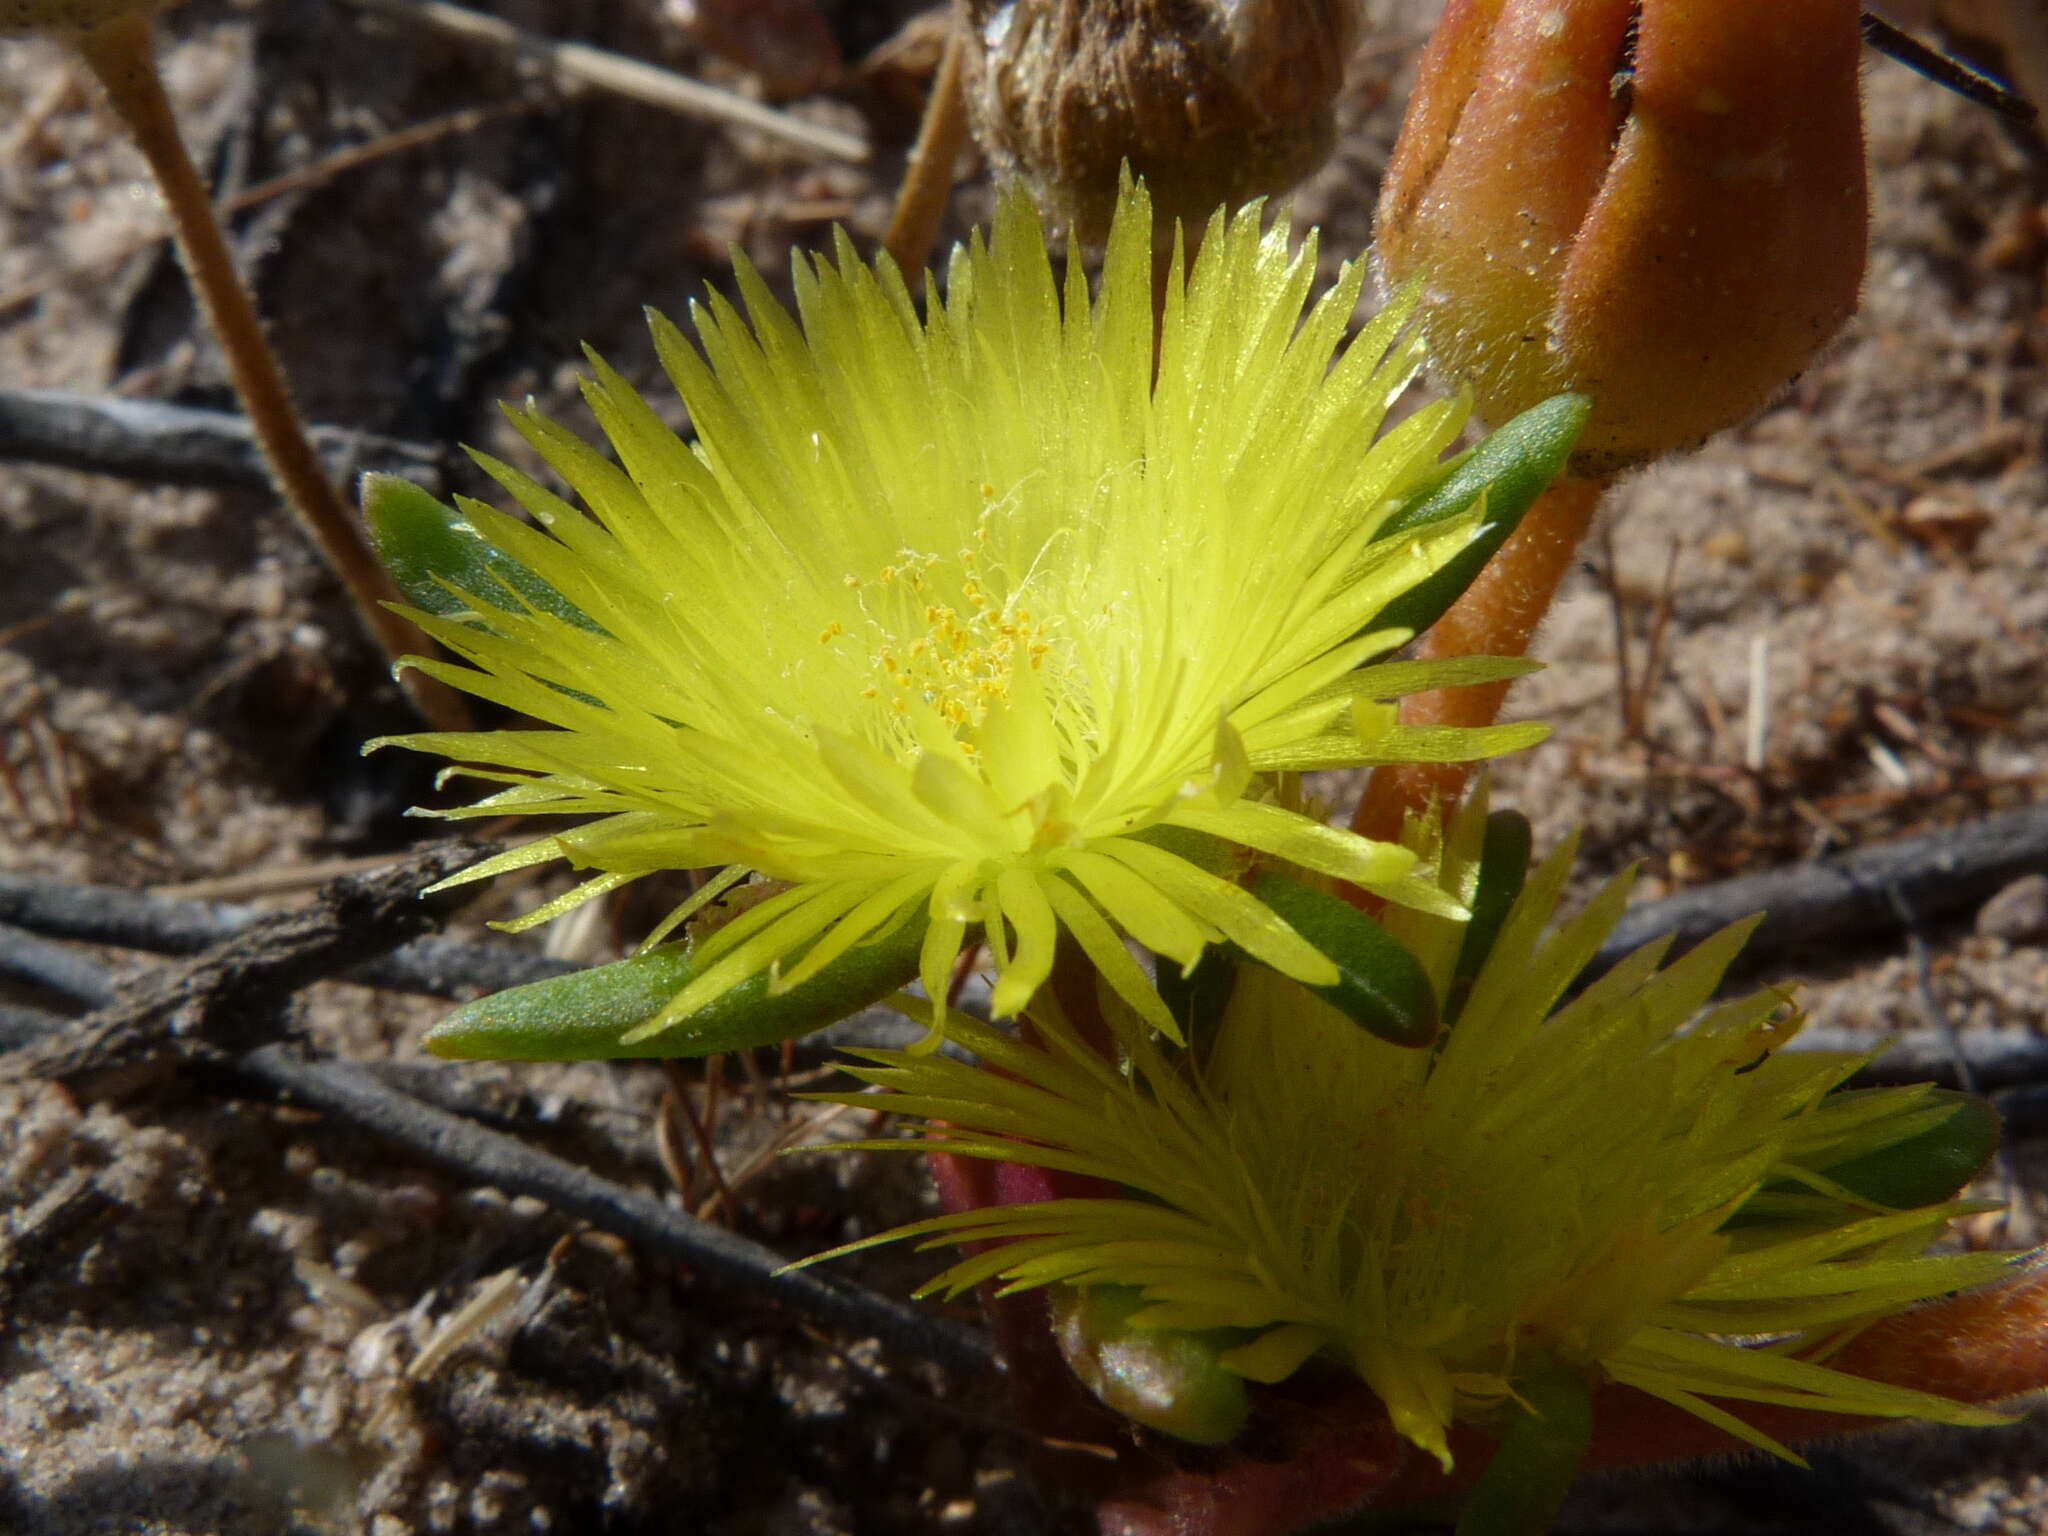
1352, 474, 1607, 846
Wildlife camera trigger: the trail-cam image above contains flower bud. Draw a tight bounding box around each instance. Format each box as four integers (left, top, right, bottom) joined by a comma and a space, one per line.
1377, 0, 1868, 474
959, 0, 1355, 243
1049, 1284, 1251, 1447
0, 0, 161, 35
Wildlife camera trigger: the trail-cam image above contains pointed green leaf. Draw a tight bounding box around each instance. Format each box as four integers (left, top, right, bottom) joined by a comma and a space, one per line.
1372, 394, 1590, 637
363, 473, 602, 633
424, 907, 929, 1061
1815, 1090, 2002, 1209
1131, 822, 1249, 880
1243, 870, 1439, 1047
1050, 1283, 1251, 1447
1455, 1357, 1593, 1536
1158, 948, 1238, 1059
1446, 811, 1533, 1024
1376, 452, 1466, 530
1726, 1090, 2003, 1232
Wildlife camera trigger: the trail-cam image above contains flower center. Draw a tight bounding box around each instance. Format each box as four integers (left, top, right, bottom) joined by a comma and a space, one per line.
829, 517, 1056, 747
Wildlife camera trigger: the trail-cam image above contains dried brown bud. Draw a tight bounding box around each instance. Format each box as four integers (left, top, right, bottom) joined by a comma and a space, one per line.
0, 0, 161, 36
958, 0, 1357, 243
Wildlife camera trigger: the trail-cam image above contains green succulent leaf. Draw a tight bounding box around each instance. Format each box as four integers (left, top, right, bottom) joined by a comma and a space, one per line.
1447, 810, 1533, 1023
363, 472, 601, 632
1050, 1283, 1251, 1447
1158, 947, 1238, 1057
423, 907, 929, 1061
1816, 1090, 2002, 1209
1377, 452, 1466, 527
1243, 869, 1440, 1047
1455, 1357, 1593, 1536
1132, 822, 1249, 880
1372, 394, 1590, 637
1726, 1089, 2002, 1232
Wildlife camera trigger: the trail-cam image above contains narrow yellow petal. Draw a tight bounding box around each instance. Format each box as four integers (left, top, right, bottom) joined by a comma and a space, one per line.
1040, 874, 1179, 1040
623, 883, 864, 1042
990, 868, 1060, 1018
1057, 848, 1216, 970
914, 861, 984, 1046
489, 870, 634, 934
1097, 839, 1339, 988
1167, 801, 1417, 889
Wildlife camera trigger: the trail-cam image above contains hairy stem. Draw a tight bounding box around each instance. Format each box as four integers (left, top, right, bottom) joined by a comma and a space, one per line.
71, 15, 467, 730
883, 20, 966, 278
1353, 474, 1608, 845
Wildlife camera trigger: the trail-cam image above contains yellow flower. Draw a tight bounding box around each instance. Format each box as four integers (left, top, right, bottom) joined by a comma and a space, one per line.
815, 793, 2012, 1468
376, 184, 1550, 1043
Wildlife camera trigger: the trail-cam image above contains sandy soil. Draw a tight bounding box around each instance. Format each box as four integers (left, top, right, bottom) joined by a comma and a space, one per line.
2, 2, 2046, 1532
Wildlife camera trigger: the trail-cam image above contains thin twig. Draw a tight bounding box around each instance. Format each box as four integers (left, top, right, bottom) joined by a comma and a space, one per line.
342, 0, 868, 164
654, 1069, 698, 1200
1744, 630, 1772, 774
350, 938, 575, 1000
157, 851, 449, 900
12, 789, 2048, 1047
0, 1006, 68, 1051
0, 388, 442, 494
0, 842, 481, 1093
1597, 520, 1634, 742
1633, 538, 1682, 742
0, 868, 577, 1002
0, 921, 126, 1009
1861, 10, 2039, 123
0, 867, 989, 1027
704, 1101, 859, 1224
1885, 882, 2026, 1238
0, 989, 999, 1374
5, 998, 2043, 1096
239, 1042, 997, 1378
1886, 885, 1983, 1097
661, 1058, 741, 1222
1590, 800, 2048, 981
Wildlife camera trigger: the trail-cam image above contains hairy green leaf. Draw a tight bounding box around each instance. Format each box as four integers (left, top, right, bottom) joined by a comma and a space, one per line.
1373, 394, 1590, 637
424, 907, 928, 1061
1244, 869, 1439, 1047
364, 473, 600, 632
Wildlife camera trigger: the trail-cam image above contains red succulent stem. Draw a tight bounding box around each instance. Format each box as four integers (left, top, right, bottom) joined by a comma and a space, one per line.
1352, 474, 1607, 848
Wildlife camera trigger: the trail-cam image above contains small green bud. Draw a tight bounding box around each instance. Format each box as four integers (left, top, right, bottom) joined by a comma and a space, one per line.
1050, 1284, 1250, 1446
